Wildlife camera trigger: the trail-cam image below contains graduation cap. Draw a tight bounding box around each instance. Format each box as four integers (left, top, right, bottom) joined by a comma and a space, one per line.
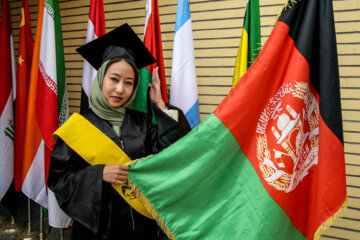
76, 23, 156, 70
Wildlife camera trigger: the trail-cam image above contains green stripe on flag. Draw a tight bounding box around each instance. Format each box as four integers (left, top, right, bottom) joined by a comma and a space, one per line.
246, 0, 261, 66
129, 114, 305, 239
134, 67, 152, 113
52, 0, 67, 124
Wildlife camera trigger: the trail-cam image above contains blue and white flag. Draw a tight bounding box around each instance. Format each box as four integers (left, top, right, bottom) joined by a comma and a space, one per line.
170, 0, 200, 128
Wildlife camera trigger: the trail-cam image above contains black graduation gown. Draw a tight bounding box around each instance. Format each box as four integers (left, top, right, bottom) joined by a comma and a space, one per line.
48, 105, 190, 240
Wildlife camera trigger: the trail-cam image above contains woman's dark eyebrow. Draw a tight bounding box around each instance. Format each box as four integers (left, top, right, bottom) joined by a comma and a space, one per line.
110, 72, 134, 80
110, 72, 121, 77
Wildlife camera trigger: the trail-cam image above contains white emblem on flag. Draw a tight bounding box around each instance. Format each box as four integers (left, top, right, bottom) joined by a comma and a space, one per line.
256, 82, 319, 193
39, 61, 57, 95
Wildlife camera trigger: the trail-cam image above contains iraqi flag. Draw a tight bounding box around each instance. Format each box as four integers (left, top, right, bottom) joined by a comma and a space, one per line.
134, 0, 168, 113
80, 0, 106, 113
0, 0, 16, 201
22, 0, 70, 228
127, 0, 346, 239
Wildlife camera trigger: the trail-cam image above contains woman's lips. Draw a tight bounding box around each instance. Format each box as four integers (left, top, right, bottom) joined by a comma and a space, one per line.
111, 96, 122, 101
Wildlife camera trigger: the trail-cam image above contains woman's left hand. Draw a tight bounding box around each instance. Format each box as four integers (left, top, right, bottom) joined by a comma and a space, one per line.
150, 67, 166, 109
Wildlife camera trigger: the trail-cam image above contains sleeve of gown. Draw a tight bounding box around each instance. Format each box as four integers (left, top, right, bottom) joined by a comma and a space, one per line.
161, 108, 178, 121
148, 103, 191, 154
47, 138, 110, 235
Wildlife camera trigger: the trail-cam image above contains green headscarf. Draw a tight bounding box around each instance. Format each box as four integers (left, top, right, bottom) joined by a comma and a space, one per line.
89, 59, 139, 136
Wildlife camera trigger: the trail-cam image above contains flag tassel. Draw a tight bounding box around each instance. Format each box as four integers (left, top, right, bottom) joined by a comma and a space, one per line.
314, 197, 348, 240
274, 0, 301, 24
284, 0, 300, 9
127, 177, 177, 240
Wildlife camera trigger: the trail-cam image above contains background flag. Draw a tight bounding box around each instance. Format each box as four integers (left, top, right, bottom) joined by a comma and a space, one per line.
128, 0, 346, 239
134, 0, 168, 113
22, 0, 70, 228
232, 0, 260, 87
14, 0, 34, 192
80, 0, 106, 113
170, 0, 200, 128
0, 0, 15, 200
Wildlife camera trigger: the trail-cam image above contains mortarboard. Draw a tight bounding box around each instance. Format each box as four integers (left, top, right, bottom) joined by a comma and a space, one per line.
76, 23, 156, 70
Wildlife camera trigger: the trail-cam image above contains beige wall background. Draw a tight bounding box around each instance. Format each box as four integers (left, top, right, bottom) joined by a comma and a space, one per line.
5, 0, 360, 239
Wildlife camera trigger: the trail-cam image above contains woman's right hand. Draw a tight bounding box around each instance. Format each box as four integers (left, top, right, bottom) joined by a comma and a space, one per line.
103, 165, 129, 185
150, 67, 166, 109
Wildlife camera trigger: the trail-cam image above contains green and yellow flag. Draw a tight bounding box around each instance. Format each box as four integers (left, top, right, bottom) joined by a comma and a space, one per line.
232, 0, 260, 88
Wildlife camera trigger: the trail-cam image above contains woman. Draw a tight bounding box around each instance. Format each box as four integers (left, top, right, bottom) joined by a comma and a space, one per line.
48, 25, 190, 240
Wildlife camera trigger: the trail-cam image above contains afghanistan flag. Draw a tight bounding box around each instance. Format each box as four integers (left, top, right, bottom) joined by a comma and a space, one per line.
127, 0, 346, 239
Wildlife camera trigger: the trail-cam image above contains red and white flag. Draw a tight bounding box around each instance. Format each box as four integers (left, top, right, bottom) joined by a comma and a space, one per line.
80, 0, 106, 113
22, 0, 70, 228
0, 0, 16, 201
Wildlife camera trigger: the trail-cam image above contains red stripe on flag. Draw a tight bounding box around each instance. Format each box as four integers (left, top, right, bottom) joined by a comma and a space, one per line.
214, 20, 346, 239
0, 0, 13, 116
36, 61, 59, 151
89, 0, 106, 38
144, 0, 168, 102
214, 22, 299, 142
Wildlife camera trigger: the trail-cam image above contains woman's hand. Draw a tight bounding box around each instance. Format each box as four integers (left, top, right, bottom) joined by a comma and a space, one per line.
103, 165, 129, 185
149, 67, 166, 109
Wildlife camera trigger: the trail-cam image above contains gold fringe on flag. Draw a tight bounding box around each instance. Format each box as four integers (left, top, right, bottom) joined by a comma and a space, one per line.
275, 0, 301, 23
127, 177, 177, 240
127, 167, 347, 240
314, 197, 348, 240
284, 0, 299, 10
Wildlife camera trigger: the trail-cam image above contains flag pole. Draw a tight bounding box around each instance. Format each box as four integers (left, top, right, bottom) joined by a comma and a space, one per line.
39, 206, 43, 240
60, 228, 64, 240
27, 198, 31, 232
16, 198, 39, 239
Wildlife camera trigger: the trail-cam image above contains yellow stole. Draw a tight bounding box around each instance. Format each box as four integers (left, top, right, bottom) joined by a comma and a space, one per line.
53, 113, 152, 219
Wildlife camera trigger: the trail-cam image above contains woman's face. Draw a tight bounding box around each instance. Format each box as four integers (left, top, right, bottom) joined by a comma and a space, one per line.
102, 59, 135, 108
